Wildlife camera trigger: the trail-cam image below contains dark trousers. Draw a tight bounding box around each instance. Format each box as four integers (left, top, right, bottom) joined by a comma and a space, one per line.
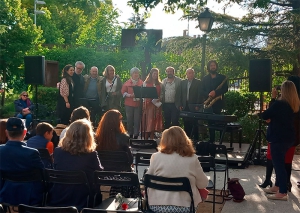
208, 106, 222, 142
271, 142, 292, 193
163, 103, 180, 129
81, 99, 100, 126
183, 104, 199, 140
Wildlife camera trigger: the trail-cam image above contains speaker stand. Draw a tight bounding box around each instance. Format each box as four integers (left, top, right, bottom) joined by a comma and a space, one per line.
34, 84, 38, 120
250, 92, 267, 165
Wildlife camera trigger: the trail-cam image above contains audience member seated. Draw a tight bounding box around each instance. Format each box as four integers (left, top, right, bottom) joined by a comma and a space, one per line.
26, 122, 54, 168
59, 106, 90, 140
14, 91, 34, 129
146, 126, 208, 213
49, 119, 103, 210
95, 109, 134, 197
95, 109, 133, 167
0, 117, 45, 206
0, 119, 8, 144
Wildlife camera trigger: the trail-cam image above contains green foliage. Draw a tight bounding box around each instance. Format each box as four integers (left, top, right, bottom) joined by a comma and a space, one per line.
32, 87, 58, 112
0, 0, 44, 91
128, 0, 207, 13
76, 4, 121, 46
224, 91, 257, 118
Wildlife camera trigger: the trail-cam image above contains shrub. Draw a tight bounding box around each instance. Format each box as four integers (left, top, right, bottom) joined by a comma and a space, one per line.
224, 91, 257, 118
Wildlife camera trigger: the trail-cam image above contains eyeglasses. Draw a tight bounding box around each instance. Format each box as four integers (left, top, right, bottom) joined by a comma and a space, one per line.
76, 67, 83, 70
22, 95, 28, 97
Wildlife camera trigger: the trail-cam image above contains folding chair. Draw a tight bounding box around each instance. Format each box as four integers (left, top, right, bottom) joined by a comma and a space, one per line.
93, 171, 142, 211
198, 156, 216, 213
135, 152, 152, 175
81, 209, 142, 213
37, 148, 53, 169
0, 169, 46, 210
196, 142, 229, 204
18, 204, 78, 213
130, 139, 157, 152
97, 151, 132, 172
44, 169, 91, 209
143, 174, 195, 213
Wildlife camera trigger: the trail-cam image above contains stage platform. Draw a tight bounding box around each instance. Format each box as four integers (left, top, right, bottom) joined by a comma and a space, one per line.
210, 142, 252, 168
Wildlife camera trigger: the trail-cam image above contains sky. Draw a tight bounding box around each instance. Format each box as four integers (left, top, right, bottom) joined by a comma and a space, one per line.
113, 1, 248, 38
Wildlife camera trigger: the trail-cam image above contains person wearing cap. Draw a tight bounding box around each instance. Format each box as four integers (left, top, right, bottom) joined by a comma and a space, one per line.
0, 117, 45, 206
121, 67, 144, 139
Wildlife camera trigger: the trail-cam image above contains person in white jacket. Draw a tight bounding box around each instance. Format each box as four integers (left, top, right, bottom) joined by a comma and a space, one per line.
147, 126, 208, 213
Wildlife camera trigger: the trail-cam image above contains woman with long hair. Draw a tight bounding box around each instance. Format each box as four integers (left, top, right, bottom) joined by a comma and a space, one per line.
50, 119, 102, 210
100, 65, 123, 111
146, 126, 208, 213
95, 109, 134, 197
142, 68, 164, 139
57, 64, 75, 125
14, 91, 34, 128
262, 80, 300, 200
95, 109, 133, 164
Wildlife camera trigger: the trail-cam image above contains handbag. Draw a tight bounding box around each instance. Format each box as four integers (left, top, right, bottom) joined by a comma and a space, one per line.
198, 188, 209, 201
222, 178, 245, 202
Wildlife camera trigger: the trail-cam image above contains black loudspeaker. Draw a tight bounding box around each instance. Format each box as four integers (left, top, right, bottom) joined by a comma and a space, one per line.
249, 59, 272, 92
24, 56, 45, 85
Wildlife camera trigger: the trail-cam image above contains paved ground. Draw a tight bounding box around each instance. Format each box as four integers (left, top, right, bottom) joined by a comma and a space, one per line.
221, 155, 300, 213
136, 155, 300, 213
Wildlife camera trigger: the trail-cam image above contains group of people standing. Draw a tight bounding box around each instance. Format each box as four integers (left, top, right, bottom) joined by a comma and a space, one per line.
57, 60, 228, 141
57, 62, 123, 126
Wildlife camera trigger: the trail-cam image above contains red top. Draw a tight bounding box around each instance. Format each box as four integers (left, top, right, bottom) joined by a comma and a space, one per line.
121, 79, 143, 107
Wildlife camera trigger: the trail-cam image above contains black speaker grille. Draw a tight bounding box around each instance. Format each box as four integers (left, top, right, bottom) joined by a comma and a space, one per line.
24, 56, 45, 85
249, 59, 272, 92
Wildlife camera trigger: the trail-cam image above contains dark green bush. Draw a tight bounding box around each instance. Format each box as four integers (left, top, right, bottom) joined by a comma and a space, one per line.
32, 86, 58, 112
224, 91, 257, 118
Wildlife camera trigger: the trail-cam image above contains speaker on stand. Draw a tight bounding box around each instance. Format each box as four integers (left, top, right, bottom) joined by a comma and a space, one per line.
24, 56, 45, 124
248, 59, 271, 165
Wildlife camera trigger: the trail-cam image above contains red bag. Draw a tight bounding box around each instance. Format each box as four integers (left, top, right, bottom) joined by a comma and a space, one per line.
227, 178, 245, 202
198, 188, 209, 201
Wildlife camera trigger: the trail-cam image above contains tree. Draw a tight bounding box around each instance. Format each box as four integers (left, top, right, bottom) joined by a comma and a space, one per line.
130, 0, 300, 75
76, 3, 122, 46
128, 0, 207, 13
127, 12, 150, 29
0, 0, 44, 105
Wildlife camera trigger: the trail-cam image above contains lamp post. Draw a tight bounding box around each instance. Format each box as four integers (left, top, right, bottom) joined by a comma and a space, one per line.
198, 8, 214, 78
34, 0, 46, 25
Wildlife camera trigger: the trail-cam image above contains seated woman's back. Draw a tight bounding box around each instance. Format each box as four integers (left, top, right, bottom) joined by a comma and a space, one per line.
146, 126, 208, 213
95, 109, 133, 168
48, 119, 102, 210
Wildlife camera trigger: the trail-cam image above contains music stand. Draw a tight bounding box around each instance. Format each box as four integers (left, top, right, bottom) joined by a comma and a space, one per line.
133, 86, 158, 139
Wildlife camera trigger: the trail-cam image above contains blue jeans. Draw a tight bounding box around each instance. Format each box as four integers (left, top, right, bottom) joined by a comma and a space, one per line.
270, 142, 292, 193
16, 113, 32, 128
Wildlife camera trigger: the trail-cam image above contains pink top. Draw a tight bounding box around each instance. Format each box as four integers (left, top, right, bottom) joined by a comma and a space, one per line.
121, 78, 143, 107
60, 78, 69, 97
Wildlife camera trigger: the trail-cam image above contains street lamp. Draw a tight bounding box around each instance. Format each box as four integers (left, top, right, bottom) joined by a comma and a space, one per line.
198, 8, 214, 78
34, 0, 46, 25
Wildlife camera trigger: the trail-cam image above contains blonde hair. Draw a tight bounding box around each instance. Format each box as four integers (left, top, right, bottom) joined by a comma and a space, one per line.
19, 91, 28, 98
158, 126, 195, 157
103, 65, 115, 77
59, 119, 96, 155
280, 80, 300, 113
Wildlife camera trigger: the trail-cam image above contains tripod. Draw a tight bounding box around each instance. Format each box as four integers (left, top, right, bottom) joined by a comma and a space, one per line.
250, 92, 267, 165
